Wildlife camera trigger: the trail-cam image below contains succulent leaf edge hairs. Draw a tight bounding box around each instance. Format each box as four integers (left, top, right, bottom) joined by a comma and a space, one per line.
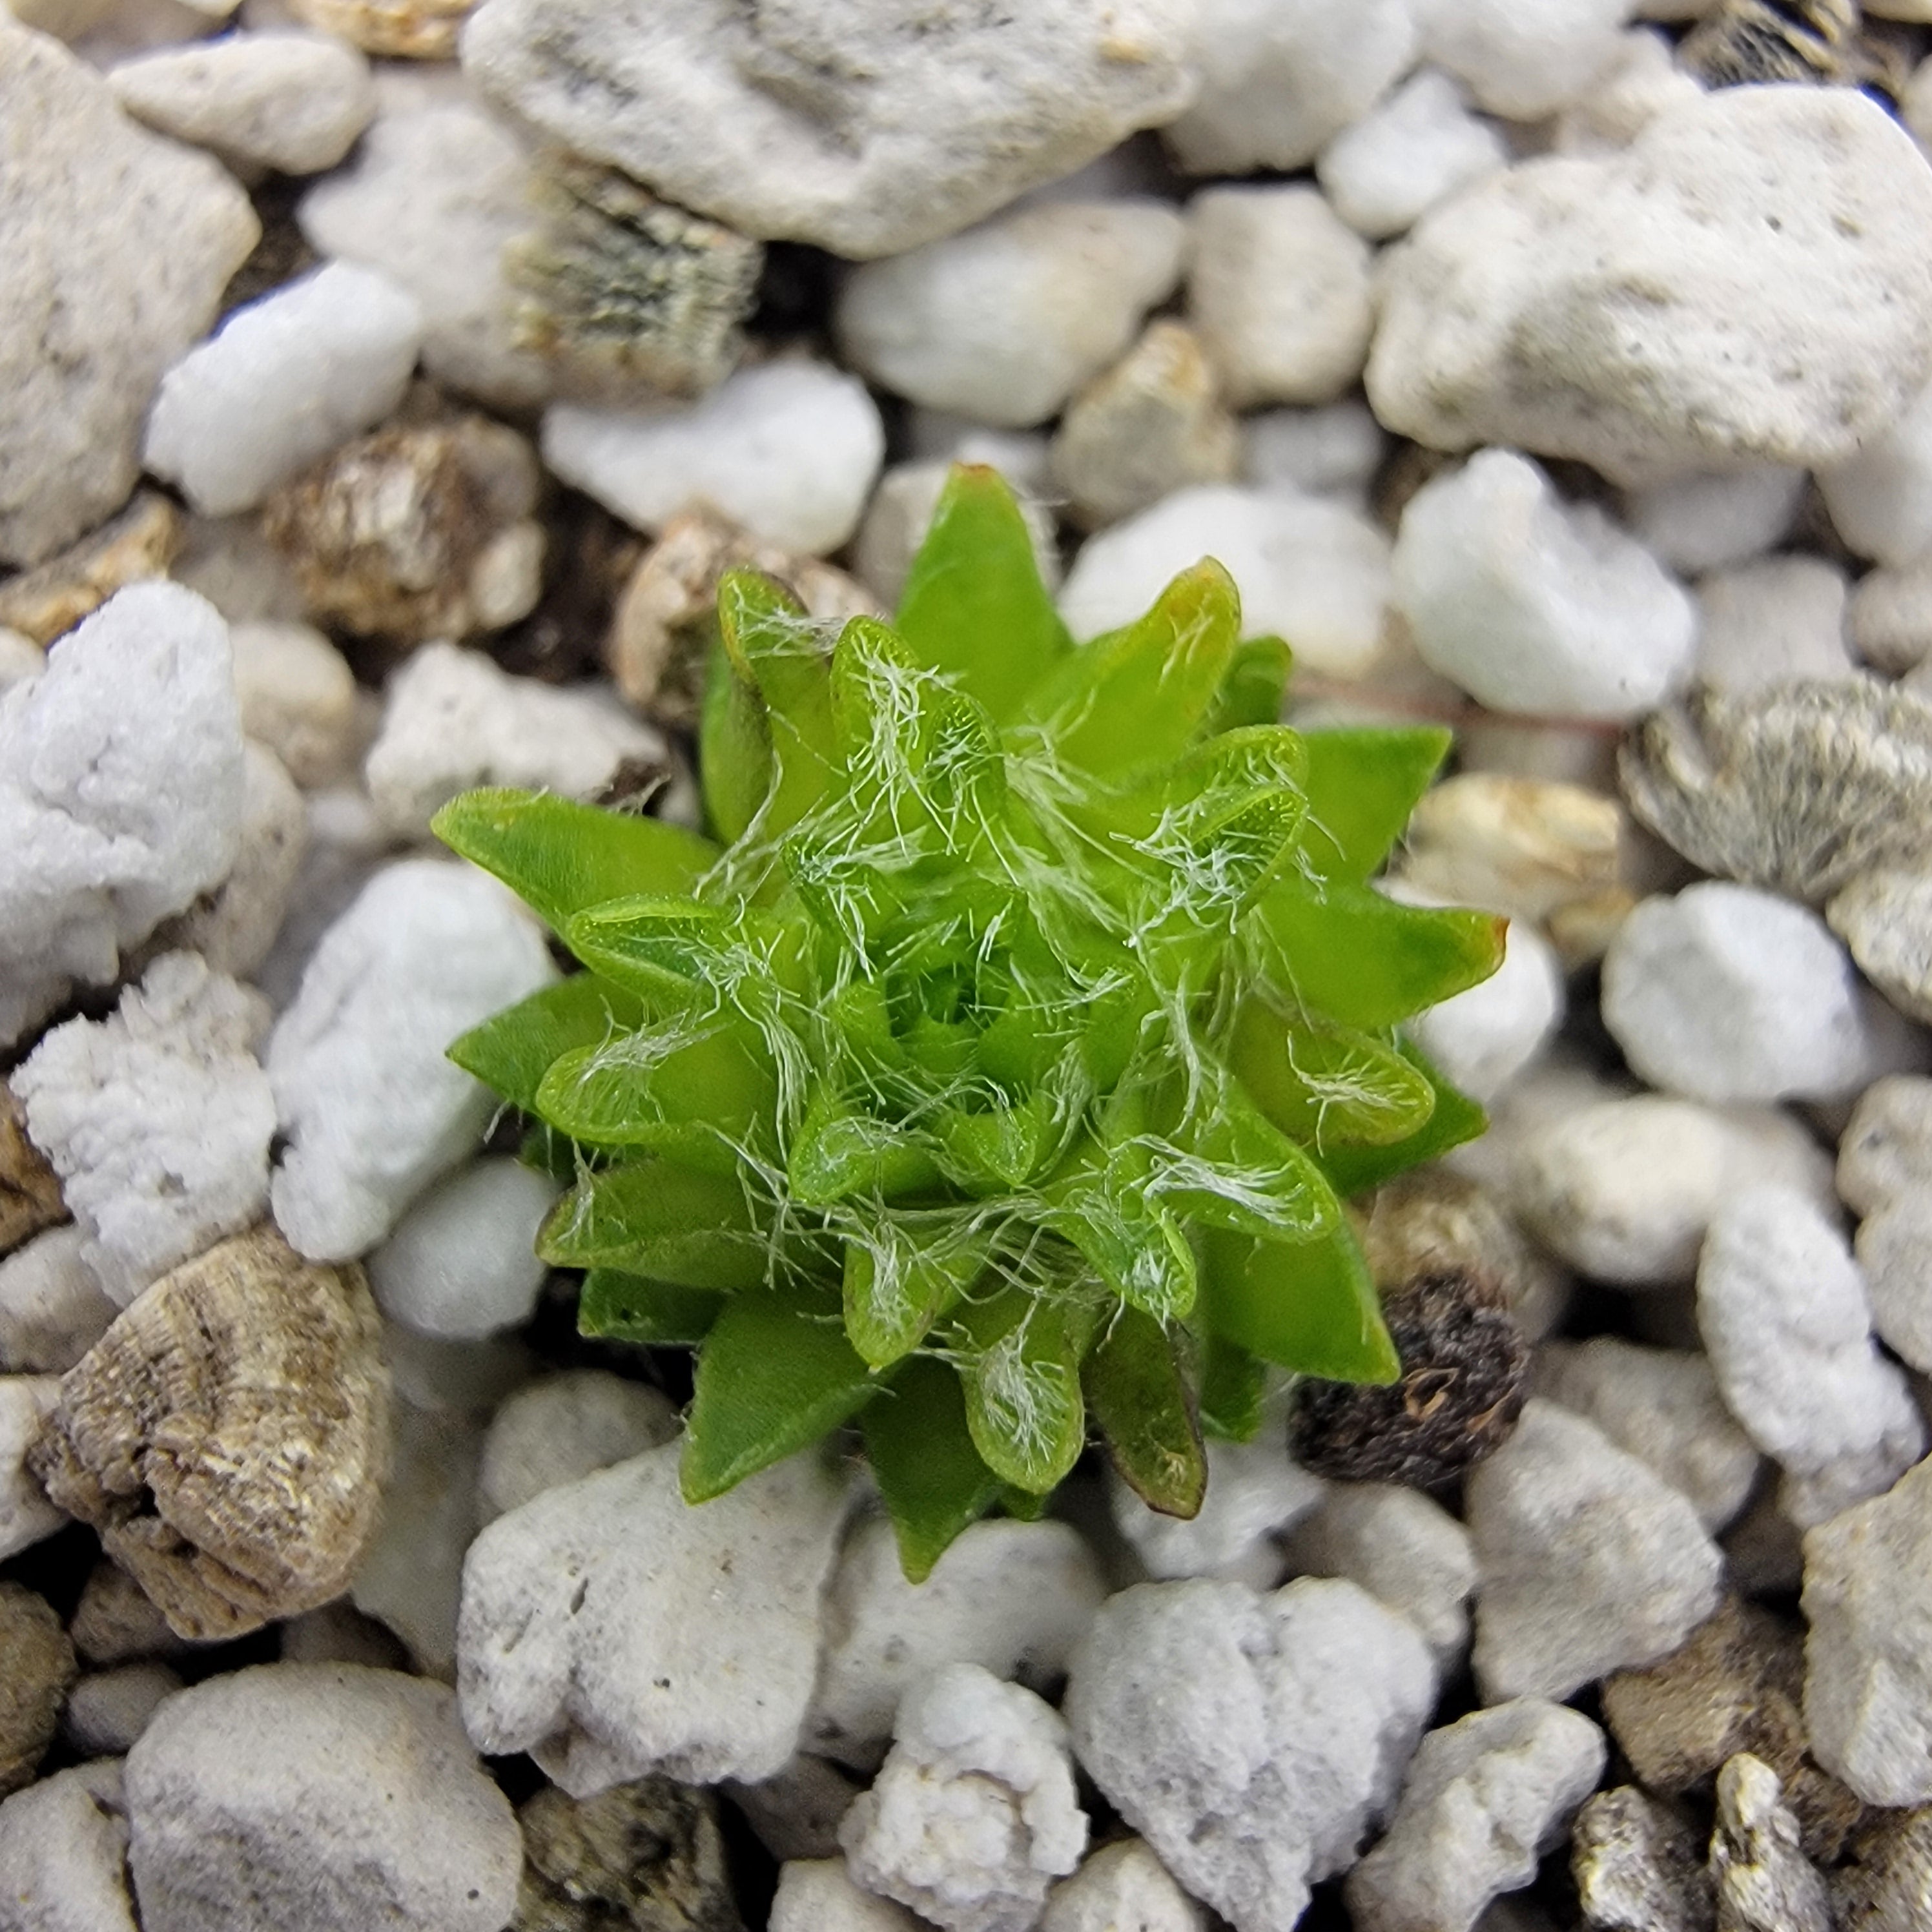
434, 465, 1504, 1579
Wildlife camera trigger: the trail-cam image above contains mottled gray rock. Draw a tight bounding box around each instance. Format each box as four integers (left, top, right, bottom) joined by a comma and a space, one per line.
478, 1370, 677, 1524
770, 1858, 921, 1932
1709, 1754, 1832, 1932
61, 1663, 181, 1756
1572, 1786, 1716, 1932
0, 1226, 116, 1375
460, 0, 1197, 260
1039, 1840, 1203, 1932
1064, 1576, 1435, 1931
0, 1760, 138, 1932
125, 1663, 521, 1932
0, 18, 257, 566
1833, 1808, 1932, 1932
0, 1377, 66, 1562
1467, 1399, 1725, 1703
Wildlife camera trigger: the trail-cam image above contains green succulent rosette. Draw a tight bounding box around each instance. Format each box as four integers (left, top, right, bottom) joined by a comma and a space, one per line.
435, 466, 1503, 1578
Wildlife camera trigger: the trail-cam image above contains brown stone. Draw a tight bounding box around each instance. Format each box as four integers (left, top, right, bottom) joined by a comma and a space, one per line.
0, 1582, 77, 1794
68, 1557, 201, 1667
1833, 1806, 1932, 1931
1573, 1786, 1716, 1932
30, 1225, 391, 1641
0, 1082, 65, 1259
0, 491, 181, 646
283, 0, 471, 57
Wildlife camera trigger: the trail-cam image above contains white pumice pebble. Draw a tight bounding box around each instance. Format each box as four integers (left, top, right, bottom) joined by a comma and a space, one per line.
1187, 185, 1374, 409
62, 1663, 182, 1756
107, 30, 375, 176
297, 83, 551, 410
1039, 1839, 1204, 1932
0, 581, 245, 1050
770, 1858, 926, 1932
14, 953, 274, 1307
1820, 382, 1932, 569
142, 262, 424, 518
1693, 557, 1857, 694
1344, 1700, 1607, 1932
0, 1761, 138, 1932
1551, 26, 1705, 156
837, 202, 1187, 429
1803, 1453, 1932, 1808
1393, 449, 1699, 719
808, 1515, 1107, 1770
1853, 1200, 1932, 1376
267, 859, 556, 1262
363, 642, 668, 839
1625, 466, 1808, 577
365, 1156, 559, 1340
0, 1226, 118, 1375
1849, 556, 1932, 675
839, 1662, 1088, 1932
477, 1371, 678, 1525
1243, 400, 1387, 504
1414, 0, 1630, 119
1603, 884, 1886, 1107
228, 621, 360, 790
1164, 0, 1415, 176
1281, 1482, 1477, 1669
1839, 1074, 1932, 1216
1698, 1184, 1926, 1527
1064, 1576, 1435, 1932
0, 1375, 66, 1560
1109, 1432, 1324, 1588
1316, 68, 1508, 242
0, 628, 42, 691
1407, 912, 1565, 1104
458, 1442, 850, 1794
542, 361, 886, 555
1466, 1399, 1725, 1703
1534, 1338, 1762, 1532
1060, 485, 1393, 681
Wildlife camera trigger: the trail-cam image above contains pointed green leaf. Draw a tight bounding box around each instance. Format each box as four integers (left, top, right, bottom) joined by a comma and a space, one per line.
894, 464, 1071, 724
1228, 1005, 1437, 1153
433, 788, 720, 934
536, 1012, 777, 1155
1253, 878, 1506, 1030
449, 973, 646, 1112
863, 1355, 1005, 1581
1158, 1060, 1341, 1243
1208, 633, 1293, 734
681, 1281, 878, 1501
539, 1158, 772, 1290
1297, 728, 1453, 886
1085, 1307, 1205, 1518
700, 633, 773, 845
952, 1289, 1091, 1494
1023, 561, 1242, 780
1200, 1224, 1400, 1383
1197, 1333, 1267, 1441
718, 570, 841, 834
1318, 1042, 1488, 1196
842, 1218, 987, 1369
788, 1090, 944, 1207
579, 1267, 723, 1345
934, 1099, 1047, 1195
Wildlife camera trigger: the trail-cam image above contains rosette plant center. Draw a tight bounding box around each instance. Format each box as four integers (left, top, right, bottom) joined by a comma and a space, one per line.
435, 468, 1504, 1577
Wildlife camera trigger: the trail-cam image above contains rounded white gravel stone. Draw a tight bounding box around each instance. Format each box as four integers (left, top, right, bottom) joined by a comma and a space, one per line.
1316, 68, 1508, 242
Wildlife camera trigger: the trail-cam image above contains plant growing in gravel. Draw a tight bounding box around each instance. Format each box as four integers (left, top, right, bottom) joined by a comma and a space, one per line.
434, 468, 1503, 1577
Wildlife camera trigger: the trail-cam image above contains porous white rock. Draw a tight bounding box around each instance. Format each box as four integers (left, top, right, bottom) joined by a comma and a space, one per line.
1852, 1217, 1932, 1374
0, 1227, 118, 1375
1466, 1399, 1725, 1703
1840, 1074, 1932, 1216
1344, 1700, 1607, 1932
1109, 1432, 1324, 1588
1603, 885, 1882, 1107
228, 621, 360, 790
124, 1662, 522, 1932
0, 581, 245, 1049
1802, 1452, 1932, 1806
1392, 450, 1698, 720
0, 629, 42, 691
840, 1663, 1087, 1932
297, 84, 550, 410
477, 1370, 677, 1523
1507, 1093, 1833, 1286
14, 954, 274, 1306
1415, 0, 1629, 118
1552, 26, 1704, 156
0, 1375, 65, 1559
143, 263, 423, 519
1060, 486, 1393, 681
0, 17, 258, 566
544, 361, 885, 556
1040, 1840, 1203, 1932
1370, 88, 1932, 483
1063, 1576, 1436, 1931
1244, 401, 1387, 504
459, 1441, 849, 1794
837, 203, 1187, 429
1317, 69, 1507, 242
1625, 466, 1807, 577
1164, 0, 1415, 176
1693, 558, 1856, 695
461, 0, 1197, 260
62, 1663, 182, 1756
1821, 382, 1932, 570
1698, 1185, 1926, 1527
0, 1760, 138, 1932
1534, 1339, 1761, 1532
1408, 913, 1564, 1104
1281, 1481, 1476, 1668
770, 1858, 925, 1932
108, 30, 373, 175
808, 1516, 1106, 1769
1187, 186, 1373, 410
267, 859, 556, 1261
364, 642, 667, 840
367, 1156, 559, 1341
1849, 560, 1932, 674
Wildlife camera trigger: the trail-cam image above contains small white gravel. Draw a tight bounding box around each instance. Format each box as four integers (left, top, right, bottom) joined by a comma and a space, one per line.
0, 1225, 118, 1375
1625, 466, 1808, 577
1315, 69, 1506, 241
477, 1370, 679, 1524
1692, 559, 1856, 695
